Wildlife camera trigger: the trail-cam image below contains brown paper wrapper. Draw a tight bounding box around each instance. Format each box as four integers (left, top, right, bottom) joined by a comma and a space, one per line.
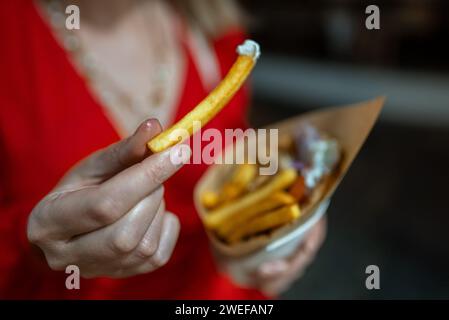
194, 97, 385, 257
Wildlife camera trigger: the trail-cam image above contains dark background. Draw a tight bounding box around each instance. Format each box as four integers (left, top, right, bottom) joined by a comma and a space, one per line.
241, 0, 449, 299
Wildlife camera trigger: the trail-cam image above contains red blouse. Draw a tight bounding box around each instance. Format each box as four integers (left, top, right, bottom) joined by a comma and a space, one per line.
0, 0, 265, 299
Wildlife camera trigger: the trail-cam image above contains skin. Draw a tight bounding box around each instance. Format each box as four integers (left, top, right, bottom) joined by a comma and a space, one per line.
28, 119, 190, 278
28, 117, 327, 292
31, 0, 327, 295
254, 217, 327, 296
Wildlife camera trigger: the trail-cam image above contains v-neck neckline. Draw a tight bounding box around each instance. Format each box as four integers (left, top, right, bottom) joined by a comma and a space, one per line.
31, 0, 189, 138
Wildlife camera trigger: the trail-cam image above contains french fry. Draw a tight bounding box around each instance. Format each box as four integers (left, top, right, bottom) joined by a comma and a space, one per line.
201, 191, 220, 209
221, 184, 240, 201
147, 40, 260, 153
247, 174, 271, 192
201, 164, 258, 209
227, 204, 301, 244
221, 163, 257, 202
203, 169, 297, 229
231, 163, 258, 187
216, 191, 296, 238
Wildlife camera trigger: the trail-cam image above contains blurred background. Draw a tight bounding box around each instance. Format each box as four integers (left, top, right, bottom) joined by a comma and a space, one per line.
240, 0, 449, 299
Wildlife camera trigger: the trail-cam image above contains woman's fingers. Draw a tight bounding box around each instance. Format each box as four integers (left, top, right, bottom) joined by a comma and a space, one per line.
105, 188, 165, 254
302, 216, 327, 255
134, 211, 180, 275
27, 117, 185, 278
132, 204, 166, 259
29, 187, 102, 239
97, 143, 191, 215
255, 257, 302, 297
257, 260, 289, 279
72, 210, 179, 279
259, 273, 296, 297
43, 143, 190, 238
66, 191, 165, 260
102, 211, 179, 279
254, 217, 327, 296
60, 118, 163, 187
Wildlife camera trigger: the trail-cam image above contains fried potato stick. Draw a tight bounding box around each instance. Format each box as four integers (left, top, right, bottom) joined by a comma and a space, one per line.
216, 191, 296, 238
201, 191, 220, 209
204, 169, 297, 229
222, 163, 257, 201
227, 204, 301, 244
201, 164, 258, 209
147, 40, 260, 153
232, 163, 258, 186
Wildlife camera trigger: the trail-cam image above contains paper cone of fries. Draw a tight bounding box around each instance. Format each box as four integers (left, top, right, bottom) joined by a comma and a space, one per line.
194, 97, 384, 267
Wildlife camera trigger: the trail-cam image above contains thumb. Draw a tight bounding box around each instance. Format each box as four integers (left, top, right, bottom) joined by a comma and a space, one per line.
60, 119, 163, 186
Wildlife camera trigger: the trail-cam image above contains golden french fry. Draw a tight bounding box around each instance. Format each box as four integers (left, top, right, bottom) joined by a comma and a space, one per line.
232, 163, 258, 187
147, 40, 260, 153
222, 184, 240, 201
221, 163, 257, 202
201, 164, 258, 209
204, 169, 297, 229
247, 174, 271, 192
201, 191, 220, 209
227, 204, 301, 244
217, 191, 296, 238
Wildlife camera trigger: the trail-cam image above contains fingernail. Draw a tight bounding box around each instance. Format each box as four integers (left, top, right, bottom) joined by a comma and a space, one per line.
142, 118, 163, 133
144, 119, 153, 129
169, 144, 191, 167
133, 119, 152, 136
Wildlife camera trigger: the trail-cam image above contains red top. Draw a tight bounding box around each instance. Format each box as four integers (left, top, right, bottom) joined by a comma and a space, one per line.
0, 0, 265, 299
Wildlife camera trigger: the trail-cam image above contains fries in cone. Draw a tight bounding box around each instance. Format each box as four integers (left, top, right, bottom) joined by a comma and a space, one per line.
194, 98, 384, 257
203, 169, 297, 230
201, 126, 340, 244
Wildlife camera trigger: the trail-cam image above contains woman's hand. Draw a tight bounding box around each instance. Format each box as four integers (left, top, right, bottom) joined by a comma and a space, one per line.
254, 216, 327, 297
27, 119, 191, 278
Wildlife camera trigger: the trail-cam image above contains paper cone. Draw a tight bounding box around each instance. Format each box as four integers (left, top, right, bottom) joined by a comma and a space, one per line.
194, 97, 385, 257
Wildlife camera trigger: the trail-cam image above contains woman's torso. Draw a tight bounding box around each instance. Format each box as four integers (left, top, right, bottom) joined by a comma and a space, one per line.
0, 0, 263, 299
